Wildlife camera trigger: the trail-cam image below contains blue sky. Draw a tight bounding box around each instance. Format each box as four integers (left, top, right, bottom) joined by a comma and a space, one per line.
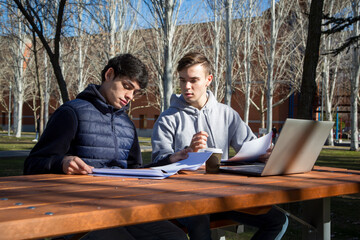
136, 0, 272, 29
0, 0, 273, 36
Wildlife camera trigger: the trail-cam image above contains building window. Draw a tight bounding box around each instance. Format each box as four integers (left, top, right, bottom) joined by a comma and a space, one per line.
1, 112, 5, 126
140, 115, 147, 129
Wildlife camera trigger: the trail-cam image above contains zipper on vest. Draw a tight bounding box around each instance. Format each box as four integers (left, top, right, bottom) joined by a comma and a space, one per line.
111, 110, 119, 160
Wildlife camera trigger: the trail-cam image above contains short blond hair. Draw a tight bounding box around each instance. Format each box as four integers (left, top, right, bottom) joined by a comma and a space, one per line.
177, 52, 212, 75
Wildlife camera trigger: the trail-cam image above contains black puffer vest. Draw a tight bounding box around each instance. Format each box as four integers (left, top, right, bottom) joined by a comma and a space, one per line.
65, 85, 135, 169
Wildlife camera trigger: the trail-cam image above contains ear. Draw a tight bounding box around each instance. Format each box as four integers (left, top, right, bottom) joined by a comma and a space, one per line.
104, 68, 114, 82
206, 74, 213, 87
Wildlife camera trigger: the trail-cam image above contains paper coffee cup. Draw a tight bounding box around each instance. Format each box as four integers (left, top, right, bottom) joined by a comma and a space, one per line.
201, 148, 223, 174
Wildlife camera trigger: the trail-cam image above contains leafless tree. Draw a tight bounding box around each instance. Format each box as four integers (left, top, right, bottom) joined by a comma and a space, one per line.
237, 0, 303, 128
230, 0, 264, 124
0, 37, 12, 134
138, 0, 183, 111
135, 0, 199, 111
1, 5, 32, 137
94, 0, 143, 60
204, 0, 226, 100
320, 0, 352, 146
12, 0, 70, 103
262, 0, 295, 132
241, 0, 255, 124
24, 55, 42, 135
31, 30, 45, 135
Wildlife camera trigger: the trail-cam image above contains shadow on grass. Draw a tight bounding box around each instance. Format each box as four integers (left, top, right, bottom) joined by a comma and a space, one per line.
0, 156, 25, 176
316, 149, 360, 170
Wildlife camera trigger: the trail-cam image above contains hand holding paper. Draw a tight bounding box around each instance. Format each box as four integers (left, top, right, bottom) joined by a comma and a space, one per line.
226, 131, 272, 162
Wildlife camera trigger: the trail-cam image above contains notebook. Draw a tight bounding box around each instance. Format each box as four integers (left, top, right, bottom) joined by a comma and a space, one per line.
220, 119, 334, 176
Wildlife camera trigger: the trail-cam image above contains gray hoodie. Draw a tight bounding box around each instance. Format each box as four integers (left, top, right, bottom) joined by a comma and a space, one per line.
151, 90, 256, 162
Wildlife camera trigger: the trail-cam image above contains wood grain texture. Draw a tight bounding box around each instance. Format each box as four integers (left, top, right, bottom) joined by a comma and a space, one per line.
0, 166, 359, 239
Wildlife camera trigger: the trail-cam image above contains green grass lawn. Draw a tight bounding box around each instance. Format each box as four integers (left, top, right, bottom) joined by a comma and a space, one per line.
0, 135, 36, 151
1, 135, 359, 239
316, 148, 360, 170
0, 156, 25, 176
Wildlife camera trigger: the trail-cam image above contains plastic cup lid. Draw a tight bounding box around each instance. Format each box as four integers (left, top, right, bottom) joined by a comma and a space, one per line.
199, 148, 223, 154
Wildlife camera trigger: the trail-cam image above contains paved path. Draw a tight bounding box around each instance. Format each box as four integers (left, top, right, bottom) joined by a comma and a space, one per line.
0, 140, 355, 158
0, 150, 31, 157
140, 146, 152, 152
0, 146, 152, 158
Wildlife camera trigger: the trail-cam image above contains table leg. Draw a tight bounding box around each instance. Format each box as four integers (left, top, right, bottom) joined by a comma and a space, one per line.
301, 198, 331, 240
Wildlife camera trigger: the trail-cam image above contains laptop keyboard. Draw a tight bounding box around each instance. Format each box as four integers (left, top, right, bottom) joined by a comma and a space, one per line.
220, 164, 265, 174
236, 165, 264, 173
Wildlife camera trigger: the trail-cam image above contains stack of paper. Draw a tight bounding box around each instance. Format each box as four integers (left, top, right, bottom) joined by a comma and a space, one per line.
92, 151, 213, 179
91, 168, 173, 180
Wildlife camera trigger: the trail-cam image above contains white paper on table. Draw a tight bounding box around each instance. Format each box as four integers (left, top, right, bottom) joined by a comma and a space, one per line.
92, 151, 213, 179
151, 152, 213, 172
92, 168, 174, 179
226, 131, 272, 162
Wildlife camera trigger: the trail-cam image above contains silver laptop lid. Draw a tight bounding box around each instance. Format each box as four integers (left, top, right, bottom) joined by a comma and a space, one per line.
262, 119, 334, 176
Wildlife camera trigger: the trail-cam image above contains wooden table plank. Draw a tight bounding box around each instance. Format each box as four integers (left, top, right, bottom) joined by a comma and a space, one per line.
0, 167, 359, 240
1, 169, 359, 214
1, 168, 359, 215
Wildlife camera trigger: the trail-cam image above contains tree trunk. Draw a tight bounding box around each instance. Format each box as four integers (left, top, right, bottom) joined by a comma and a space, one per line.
162, 0, 175, 110
213, 0, 220, 100
42, 5, 49, 127
77, 0, 85, 94
7, 83, 12, 136
109, 0, 116, 58
32, 31, 45, 136
323, 57, 334, 145
225, 0, 233, 106
260, 93, 265, 130
322, 0, 335, 146
14, 94, 23, 138
44, 51, 50, 127
163, 43, 173, 110
297, 0, 324, 120
243, 0, 253, 125
14, 20, 26, 138
266, 0, 276, 132
350, 0, 359, 151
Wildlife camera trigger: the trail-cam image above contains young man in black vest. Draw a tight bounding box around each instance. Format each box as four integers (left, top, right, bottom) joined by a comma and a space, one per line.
24, 53, 188, 240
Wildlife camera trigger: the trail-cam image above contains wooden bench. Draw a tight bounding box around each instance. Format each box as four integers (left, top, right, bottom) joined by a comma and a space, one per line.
170, 206, 274, 239
171, 218, 243, 240
171, 218, 239, 232
66, 219, 240, 240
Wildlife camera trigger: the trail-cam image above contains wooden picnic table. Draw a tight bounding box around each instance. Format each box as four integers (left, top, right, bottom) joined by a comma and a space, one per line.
0, 166, 359, 240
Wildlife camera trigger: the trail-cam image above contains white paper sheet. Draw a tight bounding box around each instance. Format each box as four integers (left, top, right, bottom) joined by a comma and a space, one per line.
151, 152, 213, 172
225, 131, 272, 162
92, 151, 213, 179
92, 168, 174, 179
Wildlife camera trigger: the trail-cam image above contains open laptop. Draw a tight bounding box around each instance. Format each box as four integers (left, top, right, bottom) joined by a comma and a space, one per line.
219, 118, 334, 176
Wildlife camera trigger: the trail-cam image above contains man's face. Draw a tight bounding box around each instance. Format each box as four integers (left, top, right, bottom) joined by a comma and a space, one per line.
100, 68, 142, 109
179, 64, 213, 109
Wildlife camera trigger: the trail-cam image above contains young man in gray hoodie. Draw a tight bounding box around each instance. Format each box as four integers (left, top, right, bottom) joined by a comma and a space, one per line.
151, 52, 288, 240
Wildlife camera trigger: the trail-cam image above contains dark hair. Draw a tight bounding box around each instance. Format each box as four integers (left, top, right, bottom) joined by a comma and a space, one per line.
177, 52, 212, 75
101, 54, 148, 89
